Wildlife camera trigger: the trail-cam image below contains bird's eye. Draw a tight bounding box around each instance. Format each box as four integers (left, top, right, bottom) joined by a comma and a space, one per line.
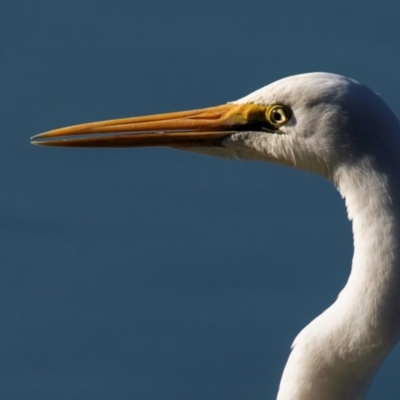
267, 105, 291, 128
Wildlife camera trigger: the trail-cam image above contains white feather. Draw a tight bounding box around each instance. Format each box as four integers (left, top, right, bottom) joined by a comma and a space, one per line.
193, 73, 400, 399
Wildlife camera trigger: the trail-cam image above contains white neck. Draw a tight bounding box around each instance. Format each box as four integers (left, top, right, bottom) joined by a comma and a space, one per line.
277, 157, 400, 400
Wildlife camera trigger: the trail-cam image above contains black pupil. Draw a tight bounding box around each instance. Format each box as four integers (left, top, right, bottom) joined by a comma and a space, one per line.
273, 110, 282, 122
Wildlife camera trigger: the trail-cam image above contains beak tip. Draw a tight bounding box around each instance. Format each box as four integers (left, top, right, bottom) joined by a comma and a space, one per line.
30, 140, 44, 146
31, 132, 48, 140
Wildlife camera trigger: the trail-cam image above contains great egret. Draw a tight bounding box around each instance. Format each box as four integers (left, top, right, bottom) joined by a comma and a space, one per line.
31, 72, 400, 399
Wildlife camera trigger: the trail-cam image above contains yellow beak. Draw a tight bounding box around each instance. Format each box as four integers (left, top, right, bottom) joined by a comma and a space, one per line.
31, 103, 271, 148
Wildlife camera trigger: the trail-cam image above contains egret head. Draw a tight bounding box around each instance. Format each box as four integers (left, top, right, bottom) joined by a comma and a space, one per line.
224, 73, 400, 178
31, 72, 400, 180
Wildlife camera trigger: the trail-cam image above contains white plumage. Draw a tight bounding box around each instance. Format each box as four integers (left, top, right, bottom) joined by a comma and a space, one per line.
32, 72, 400, 399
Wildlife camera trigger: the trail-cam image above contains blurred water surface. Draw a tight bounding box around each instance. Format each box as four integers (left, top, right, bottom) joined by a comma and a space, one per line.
2, 1, 400, 399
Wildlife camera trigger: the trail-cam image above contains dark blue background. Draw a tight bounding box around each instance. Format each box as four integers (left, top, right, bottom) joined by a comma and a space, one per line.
2, 1, 400, 398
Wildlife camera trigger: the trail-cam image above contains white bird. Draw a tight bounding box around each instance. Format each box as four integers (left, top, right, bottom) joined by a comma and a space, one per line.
32, 72, 400, 399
